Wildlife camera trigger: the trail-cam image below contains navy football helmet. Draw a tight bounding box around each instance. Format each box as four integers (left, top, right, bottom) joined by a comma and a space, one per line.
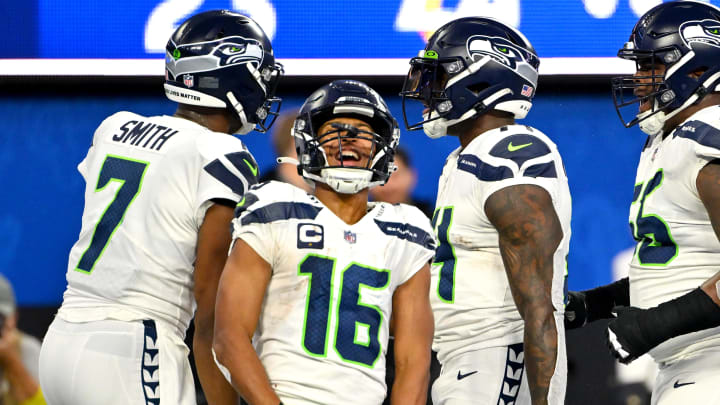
613, 1, 720, 135
292, 80, 400, 194
400, 17, 540, 138
164, 10, 283, 134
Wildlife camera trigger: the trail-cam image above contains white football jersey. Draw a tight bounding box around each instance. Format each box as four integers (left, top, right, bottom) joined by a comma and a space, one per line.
430, 125, 571, 365
58, 111, 258, 337
231, 181, 436, 405
628, 105, 720, 364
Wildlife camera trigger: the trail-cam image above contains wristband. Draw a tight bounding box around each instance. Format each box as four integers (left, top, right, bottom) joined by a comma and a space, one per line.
584, 277, 630, 322
640, 287, 720, 346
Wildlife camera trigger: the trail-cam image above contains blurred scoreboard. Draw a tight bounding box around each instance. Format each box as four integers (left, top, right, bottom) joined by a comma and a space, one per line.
1, 0, 713, 75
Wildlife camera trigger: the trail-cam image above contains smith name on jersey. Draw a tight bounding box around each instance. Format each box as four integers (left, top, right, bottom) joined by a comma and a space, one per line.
629, 105, 720, 364
231, 181, 436, 405
431, 124, 572, 364
59, 111, 258, 338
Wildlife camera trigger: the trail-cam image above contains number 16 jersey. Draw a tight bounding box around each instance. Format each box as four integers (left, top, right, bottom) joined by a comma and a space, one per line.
232, 181, 436, 405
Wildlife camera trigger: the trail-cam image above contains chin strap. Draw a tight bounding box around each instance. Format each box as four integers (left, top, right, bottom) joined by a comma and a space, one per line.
226, 91, 256, 135
639, 71, 720, 136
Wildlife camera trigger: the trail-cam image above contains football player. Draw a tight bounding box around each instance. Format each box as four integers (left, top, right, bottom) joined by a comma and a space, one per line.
38, 10, 282, 405
564, 1, 720, 403
401, 17, 570, 405
213, 80, 436, 405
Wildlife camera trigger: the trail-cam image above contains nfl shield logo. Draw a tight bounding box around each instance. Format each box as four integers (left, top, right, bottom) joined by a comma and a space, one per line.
183, 74, 194, 88
344, 230, 357, 244
521, 84, 533, 97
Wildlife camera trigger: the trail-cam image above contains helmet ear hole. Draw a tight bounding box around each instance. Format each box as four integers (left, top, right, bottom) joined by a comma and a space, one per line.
467, 82, 489, 97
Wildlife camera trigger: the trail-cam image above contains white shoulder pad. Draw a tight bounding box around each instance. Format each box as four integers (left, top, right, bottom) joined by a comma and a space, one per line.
372, 202, 437, 252
234, 181, 322, 225
673, 118, 720, 160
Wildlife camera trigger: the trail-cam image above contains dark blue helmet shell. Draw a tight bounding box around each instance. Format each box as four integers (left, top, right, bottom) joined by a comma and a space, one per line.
613, 1, 720, 129
293, 80, 400, 189
164, 10, 283, 133
401, 17, 539, 134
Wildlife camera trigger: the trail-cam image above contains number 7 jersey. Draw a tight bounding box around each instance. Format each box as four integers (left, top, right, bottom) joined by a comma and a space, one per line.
231, 181, 436, 405
59, 111, 258, 337
628, 105, 720, 364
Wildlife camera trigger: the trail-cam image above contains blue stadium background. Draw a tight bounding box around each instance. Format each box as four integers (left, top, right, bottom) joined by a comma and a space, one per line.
0, 89, 641, 306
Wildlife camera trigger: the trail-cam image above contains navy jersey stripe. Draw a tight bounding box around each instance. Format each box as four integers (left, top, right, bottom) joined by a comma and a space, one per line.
204, 159, 246, 196
374, 219, 436, 250
234, 191, 260, 218
674, 120, 720, 150
457, 154, 513, 182
523, 161, 557, 178
241, 202, 322, 225
225, 151, 260, 186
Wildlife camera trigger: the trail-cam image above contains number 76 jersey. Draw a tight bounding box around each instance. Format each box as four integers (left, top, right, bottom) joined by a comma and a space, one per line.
628, 106, 720, 364
231, 181, 436, 405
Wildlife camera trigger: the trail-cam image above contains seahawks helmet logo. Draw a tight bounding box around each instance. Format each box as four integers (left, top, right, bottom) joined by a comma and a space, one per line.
466, 35, 528, 69
166, 36, 264, 80
680, 19, 720, 49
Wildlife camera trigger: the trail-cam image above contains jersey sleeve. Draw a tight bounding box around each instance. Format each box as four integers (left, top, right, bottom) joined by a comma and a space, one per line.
464, 132, 565, 208
381, 204, 437, 286
196, 134, 259, 210
673, 119, 720, 192
229, 183, 276, 265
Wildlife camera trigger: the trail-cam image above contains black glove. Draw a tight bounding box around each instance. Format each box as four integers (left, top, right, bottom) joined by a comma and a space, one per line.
606, 306, 653, 364
564, 290, 588, 329
606, 288, 720, 365
564, 278, 630, 330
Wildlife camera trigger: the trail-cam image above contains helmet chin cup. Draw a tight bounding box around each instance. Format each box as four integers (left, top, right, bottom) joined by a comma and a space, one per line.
637, 109, 666, 136
422, 110, 448, 139
320, 168, 373, 194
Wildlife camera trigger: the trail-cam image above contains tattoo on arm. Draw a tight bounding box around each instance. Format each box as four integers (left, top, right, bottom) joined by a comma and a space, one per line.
485, 184, 563, 405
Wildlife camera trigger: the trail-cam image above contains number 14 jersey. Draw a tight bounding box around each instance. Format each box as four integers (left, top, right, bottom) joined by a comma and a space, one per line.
430, 125, 572, 365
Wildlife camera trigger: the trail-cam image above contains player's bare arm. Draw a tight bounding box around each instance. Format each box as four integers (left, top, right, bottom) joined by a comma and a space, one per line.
604, 159, 720, 364
213, 238, 281, 405
193, 202, 238, 405
389, 263, 433, 405
485, 184, 563, 405
697, 160, 720, 306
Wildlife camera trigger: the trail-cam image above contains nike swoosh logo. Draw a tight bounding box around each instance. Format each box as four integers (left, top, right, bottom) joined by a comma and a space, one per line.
673, 380, 695, 388
457, 370, 478, 380
236, 196, 246, 207
243, 159, 258, 177
508, 142, 533, 152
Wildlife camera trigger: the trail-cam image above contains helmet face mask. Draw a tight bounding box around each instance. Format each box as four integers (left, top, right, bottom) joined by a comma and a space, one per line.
612, 47, 674, 130
293, 80, 400, 194
400, 17, 540, 138
164, 10, 284, 134
612, 1, 720, 135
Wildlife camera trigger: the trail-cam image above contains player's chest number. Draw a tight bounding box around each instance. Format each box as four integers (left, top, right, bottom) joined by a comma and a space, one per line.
432, 207, 457, 303
630, 169, 678, 266
298, 255, 389, 368
76, 155, 149, 273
